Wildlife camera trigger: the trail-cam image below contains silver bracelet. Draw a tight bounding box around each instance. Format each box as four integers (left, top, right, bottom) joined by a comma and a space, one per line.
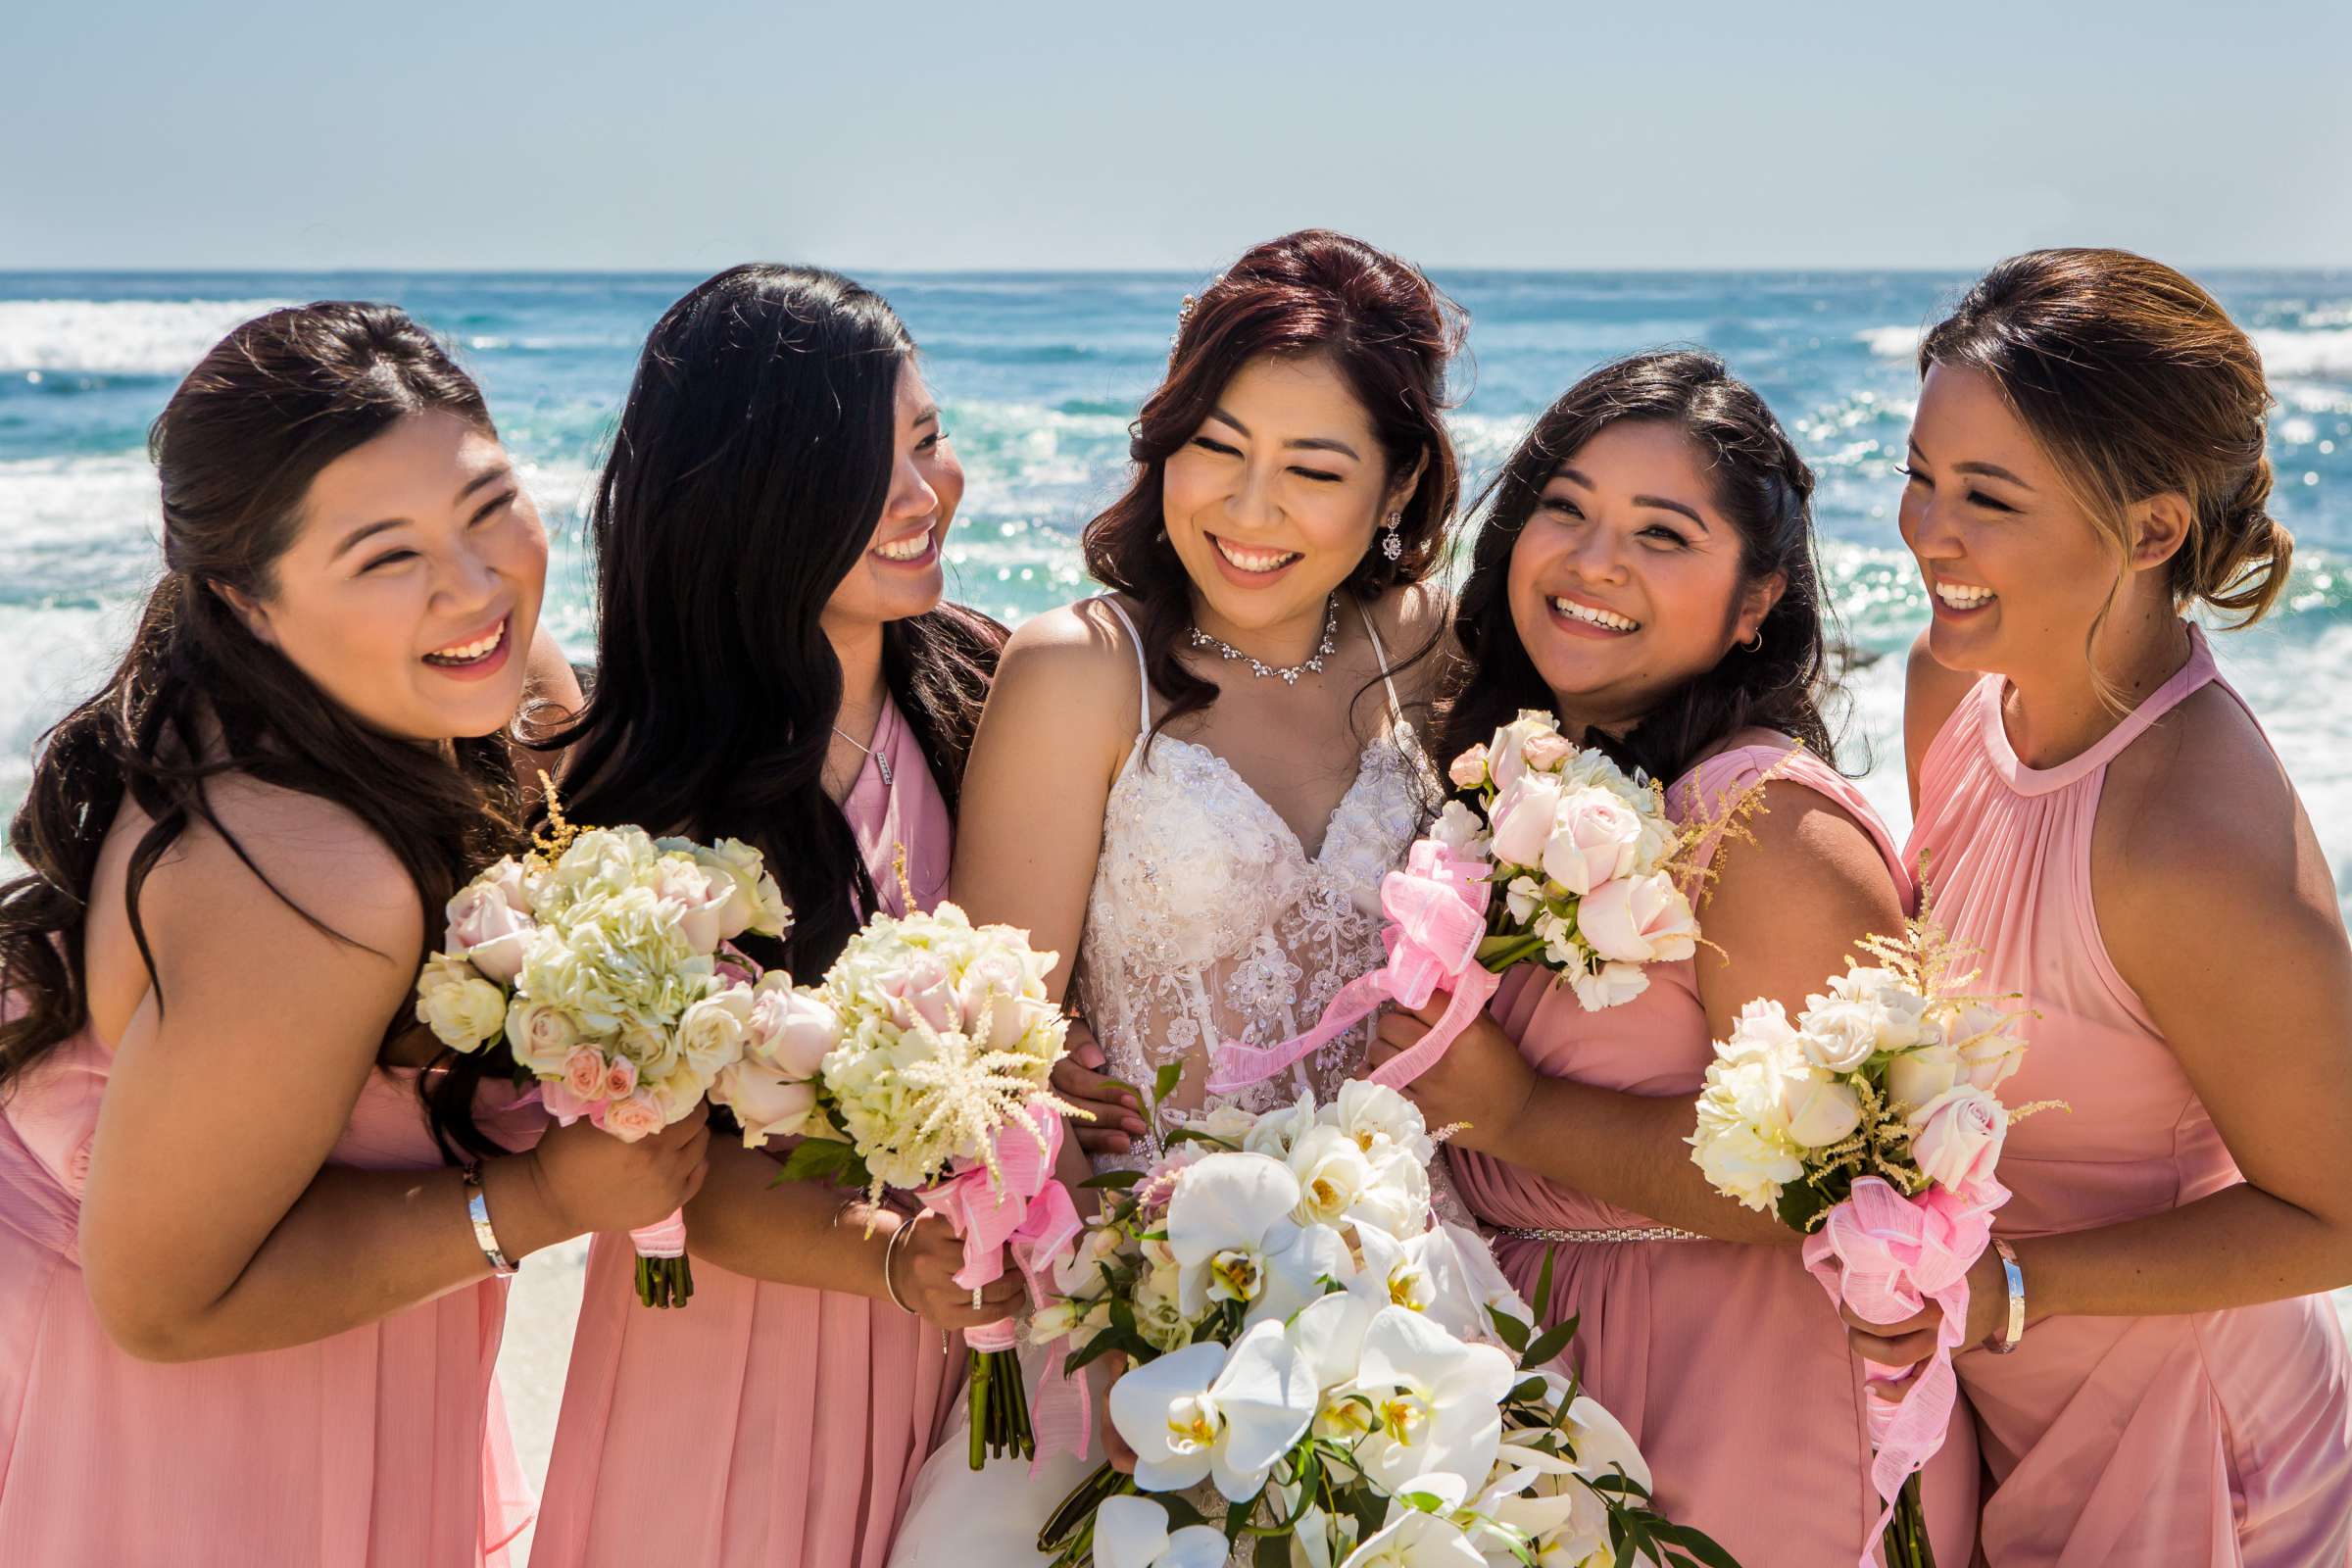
1987, 1236, 2025, 1353
461, 1164, 518, 1277
881, 1218, 916, 1315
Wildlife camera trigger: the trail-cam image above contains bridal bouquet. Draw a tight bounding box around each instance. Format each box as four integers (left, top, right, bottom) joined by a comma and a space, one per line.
415, 787, 791, 1307
1211, 710, 1740, 1100
720, 900, 1086, 1470
1035, 1081, 1737, 1567
1687, 906, 2046, 1568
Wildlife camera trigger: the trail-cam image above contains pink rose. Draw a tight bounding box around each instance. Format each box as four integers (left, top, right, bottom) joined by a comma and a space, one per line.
1907, 1086, 2007, 1194
1953, 1005, 2026, 1092
484, 856, 533, 915
601, 1054, 639, 1100
710, 1062, 818, 1147
1487, 772, 1565, 868
884, 956, 957, 1034
562, 1046, 609, 1102
1539, 786, 1642, 896
598, 1089, 667, 1143
543, 1079, 595, 1125
1577, 871, 1698, 964
650, 858, 731, 956
1446, 744, 1490, 791
444, 881, 535, 985
747, 978, 838, 1078
1521, 731, 1575, 772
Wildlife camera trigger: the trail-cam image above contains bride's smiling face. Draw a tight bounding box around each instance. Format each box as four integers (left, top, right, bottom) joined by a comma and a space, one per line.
1160, 352, 1421, 634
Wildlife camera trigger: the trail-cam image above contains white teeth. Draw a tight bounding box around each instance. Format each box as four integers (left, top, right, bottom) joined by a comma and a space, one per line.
1548, 597, 1639, 632
1936, 582, 1996, 609
873, 528, 933, 562
1212, 536, 1300, 573
426, 622, 505, 662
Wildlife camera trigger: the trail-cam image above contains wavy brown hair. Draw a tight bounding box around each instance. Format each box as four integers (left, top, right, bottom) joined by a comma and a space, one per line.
1439, 350, 1835, 787
1080, 229, 1463, 740
1921, 248, 2290, 629
0, 304, 528, 1159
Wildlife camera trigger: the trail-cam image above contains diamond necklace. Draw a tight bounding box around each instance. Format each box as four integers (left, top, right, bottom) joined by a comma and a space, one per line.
1187, 595, 1340, 685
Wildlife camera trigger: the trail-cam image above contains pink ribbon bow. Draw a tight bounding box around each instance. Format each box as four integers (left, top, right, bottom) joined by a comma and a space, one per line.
1206, 839, 1498, 1097
1801, 1175, 2007, 1568
916, 1101, 1092, 1469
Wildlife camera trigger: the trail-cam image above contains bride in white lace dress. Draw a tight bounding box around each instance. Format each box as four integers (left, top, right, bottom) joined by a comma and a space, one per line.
885, 230, 1464, 1566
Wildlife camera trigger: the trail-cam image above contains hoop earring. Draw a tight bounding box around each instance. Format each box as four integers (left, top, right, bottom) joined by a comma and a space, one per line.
1740, 630, 1764, 653
1380, 511, 1404, 563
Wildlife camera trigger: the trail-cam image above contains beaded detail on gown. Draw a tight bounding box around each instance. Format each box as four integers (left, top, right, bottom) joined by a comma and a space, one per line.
1076, 596, 1441, 1168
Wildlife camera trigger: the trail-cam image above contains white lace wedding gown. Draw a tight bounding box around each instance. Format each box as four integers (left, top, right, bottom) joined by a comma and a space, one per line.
886, 597, 1440, 1567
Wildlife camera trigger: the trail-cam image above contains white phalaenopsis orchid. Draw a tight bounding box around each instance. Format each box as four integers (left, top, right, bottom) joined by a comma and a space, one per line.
1092, 1494, 1229, 1568
1339, 1488, 1488, 1568
1166, 1152, 1306, 1317
1348, 1305, 1519, 1494
1108, 1319, 1319, 1502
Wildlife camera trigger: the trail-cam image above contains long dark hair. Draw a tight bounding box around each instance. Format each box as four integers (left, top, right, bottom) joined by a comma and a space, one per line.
1439, 350, 1833, 786
549, 265, 1002, 978
0, 303, 528, 1159
1922, 248, 2290, 630
1081, 229, 1463, 740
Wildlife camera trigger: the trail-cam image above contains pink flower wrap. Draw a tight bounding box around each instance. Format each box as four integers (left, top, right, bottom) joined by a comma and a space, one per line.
1800, 1175, 2006, 1568
1206, 839, 1498, 1096
628, 1209, 688, 1260
915, 1101, 1091, 1470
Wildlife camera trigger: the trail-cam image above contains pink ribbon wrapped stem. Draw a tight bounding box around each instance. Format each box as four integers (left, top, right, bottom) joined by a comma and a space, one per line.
1801, 1175, 2006, 1568
1208, 840, 1494, 1097
915, 1101, 1092, 1470
628, 1209, 688, 1260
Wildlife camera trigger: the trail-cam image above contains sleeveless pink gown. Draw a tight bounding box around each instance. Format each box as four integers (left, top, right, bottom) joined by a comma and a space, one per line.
1909, 625, 2352, 1565
531, 695, 960, 1568
0, 1036, 540, 1564
1450, 737, 1982, 1568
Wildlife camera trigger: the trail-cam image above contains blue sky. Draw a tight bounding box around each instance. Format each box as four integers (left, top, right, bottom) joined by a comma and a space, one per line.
7, 0, 2347, 271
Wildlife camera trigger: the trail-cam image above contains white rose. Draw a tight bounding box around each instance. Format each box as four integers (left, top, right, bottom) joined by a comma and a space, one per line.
1690, 1117, 1802, 1212
1886, 1042, 1964, 1111
676, 988, 755, 1078
416, 952, 508, 1052
506, 999, 580, 1076
1567, 957, 1650, 1011
1794, 998, 1885, 1072
1429, 800, 1491, 858
1722, 999, 1799, 1063
1782, 1075, 1864, 1149
1952, 1004, 2026, 1091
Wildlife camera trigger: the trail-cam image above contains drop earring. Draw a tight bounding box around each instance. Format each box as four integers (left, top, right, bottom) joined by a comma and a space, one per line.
1380, 511, 1403, 562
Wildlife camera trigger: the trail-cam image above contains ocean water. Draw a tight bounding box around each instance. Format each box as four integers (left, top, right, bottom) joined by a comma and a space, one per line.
7, 270, 2352, 1369
4, 268, 2350, 874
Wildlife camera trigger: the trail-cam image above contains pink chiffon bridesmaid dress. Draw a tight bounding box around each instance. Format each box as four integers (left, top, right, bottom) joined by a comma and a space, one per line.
0, 1041, 540, 1564
1909, 625, 2352, 1565
529, 693, 959, 1568
1449, 736, 1982, 1568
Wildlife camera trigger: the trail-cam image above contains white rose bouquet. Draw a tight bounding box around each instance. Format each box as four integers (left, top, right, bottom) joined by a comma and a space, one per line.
1033, 1080, 1738, 1568
729, 899, 1086, 1471
1687, 903, 2052, 1568
1211, 710, 1750, 1101
415, 786, 791, 1308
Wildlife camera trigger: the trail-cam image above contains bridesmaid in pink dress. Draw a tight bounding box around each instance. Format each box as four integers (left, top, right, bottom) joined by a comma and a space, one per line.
1371, 351, 1979, 1566
1872, 249, 2352, 1564
0, 304, 708, 1563
530, 267, 1012, 1568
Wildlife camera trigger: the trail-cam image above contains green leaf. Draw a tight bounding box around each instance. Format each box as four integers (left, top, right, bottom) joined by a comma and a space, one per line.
1522, 1318, 1579, 1370
1654, 1523, 1744, 1568
1224, 1498, 1253, 1543
1486, 1304, 1532, 1353
1776, 1180, 1835, 1235
1507, 1376, 1550, 1405
1153, 1060, 1185, 1107
1534, 1243, 1558, 1321
770, 1138, 860, 1186
1079, 1168, 1145, 1192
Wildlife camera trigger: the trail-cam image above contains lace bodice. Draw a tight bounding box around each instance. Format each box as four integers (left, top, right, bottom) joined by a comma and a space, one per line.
1076, 598, 1441, 1170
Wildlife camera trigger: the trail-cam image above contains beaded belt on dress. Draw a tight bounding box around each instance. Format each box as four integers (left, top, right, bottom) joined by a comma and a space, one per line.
1498, 1224, 1707, 1244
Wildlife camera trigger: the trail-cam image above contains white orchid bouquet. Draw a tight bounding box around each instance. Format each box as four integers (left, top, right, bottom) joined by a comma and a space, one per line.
415, 786, 791, 1308
1034, 1080, 1737, 1568
717, 899, 1086, 1470
1210, 710, 1751, 1102
1688, 904, 2049, 1568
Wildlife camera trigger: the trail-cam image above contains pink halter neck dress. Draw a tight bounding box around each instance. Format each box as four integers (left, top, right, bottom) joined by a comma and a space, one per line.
1449, 736, 1983, 1568
1908, 625, 2352, 1565
530, 694, 961, 1568
0, 1036, 541, 1564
